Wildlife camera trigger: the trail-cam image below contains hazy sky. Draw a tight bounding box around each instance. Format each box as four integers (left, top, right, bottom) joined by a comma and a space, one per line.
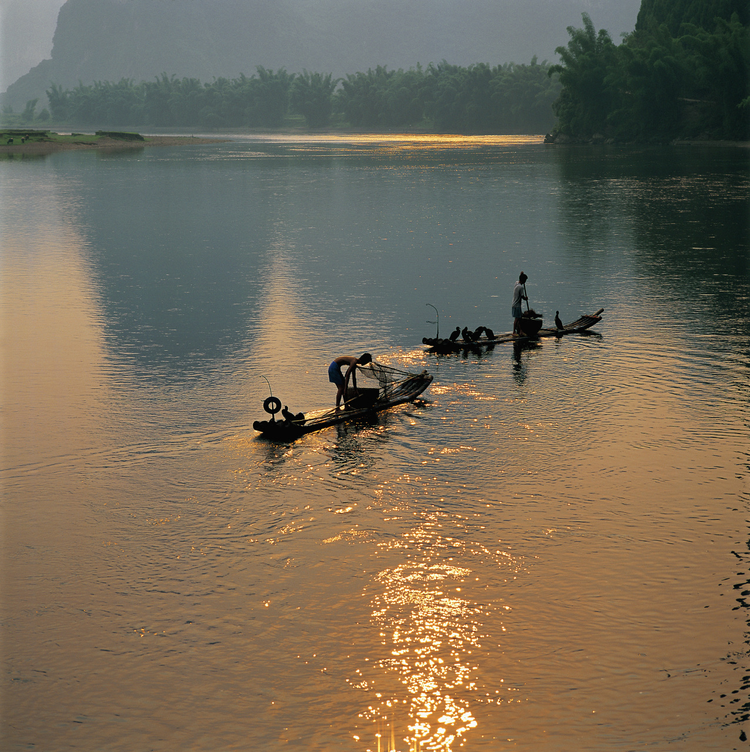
1, 0, 642, 94
0, 0, 65, 90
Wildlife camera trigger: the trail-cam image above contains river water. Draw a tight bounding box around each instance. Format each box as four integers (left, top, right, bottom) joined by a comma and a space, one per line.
2, 135, 749, 751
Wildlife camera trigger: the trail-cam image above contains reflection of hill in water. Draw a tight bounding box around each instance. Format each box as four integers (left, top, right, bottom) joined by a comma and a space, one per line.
68, 143, 750, 376
553, 146, 750, 328
70, 153, 274, 370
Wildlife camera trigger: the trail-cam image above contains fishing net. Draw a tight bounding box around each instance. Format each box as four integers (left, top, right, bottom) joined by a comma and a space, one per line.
356, 361, 414, 397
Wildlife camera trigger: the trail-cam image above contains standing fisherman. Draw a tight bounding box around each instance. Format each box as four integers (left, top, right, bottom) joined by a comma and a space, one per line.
512, 272, 528, 335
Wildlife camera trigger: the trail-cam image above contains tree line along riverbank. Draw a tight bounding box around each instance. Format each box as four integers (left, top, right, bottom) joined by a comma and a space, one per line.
2, 61, 561, 137
547, 9, 748, 143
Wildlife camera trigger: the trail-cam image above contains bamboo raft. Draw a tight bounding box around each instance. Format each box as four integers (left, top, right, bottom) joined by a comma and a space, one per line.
253, 367, 433, 442
423, 308, 604, 353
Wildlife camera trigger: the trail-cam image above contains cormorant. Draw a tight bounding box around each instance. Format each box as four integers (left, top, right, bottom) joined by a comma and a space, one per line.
555, 311, 564, 330
282, 406, 305, 422
449, 326, 461, 341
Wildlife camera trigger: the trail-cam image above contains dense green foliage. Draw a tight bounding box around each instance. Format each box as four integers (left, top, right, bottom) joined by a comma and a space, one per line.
635, 0, 749, 34
41, 60, 560, 134
551, 6, 750, 141
290, 71, 338, 129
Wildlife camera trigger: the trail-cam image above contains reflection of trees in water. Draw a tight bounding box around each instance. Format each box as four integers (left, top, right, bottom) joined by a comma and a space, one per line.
624, 166, 748, 321
69, 158, 283, 372
554, 146, 750, 326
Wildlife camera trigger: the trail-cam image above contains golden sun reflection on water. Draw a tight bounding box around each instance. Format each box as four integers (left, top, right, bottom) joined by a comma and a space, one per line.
233, 133, 543, 158
352, 520, 524, 751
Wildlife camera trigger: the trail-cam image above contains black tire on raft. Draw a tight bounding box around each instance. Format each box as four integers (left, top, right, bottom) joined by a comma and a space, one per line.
263, 396, 282, 415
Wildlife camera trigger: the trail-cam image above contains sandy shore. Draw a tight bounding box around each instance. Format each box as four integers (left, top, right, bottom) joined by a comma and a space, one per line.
0, 134, 228, 155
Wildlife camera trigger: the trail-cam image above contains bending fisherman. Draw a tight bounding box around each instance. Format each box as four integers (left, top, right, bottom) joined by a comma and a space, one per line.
328, 353, 372, 409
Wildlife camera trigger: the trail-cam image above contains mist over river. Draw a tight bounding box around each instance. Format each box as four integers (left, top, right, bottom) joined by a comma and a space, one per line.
2, 135, 749, 751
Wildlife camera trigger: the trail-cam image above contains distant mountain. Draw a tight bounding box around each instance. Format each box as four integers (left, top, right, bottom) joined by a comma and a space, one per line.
0, 0, 65, 92
2, 0, 641, 111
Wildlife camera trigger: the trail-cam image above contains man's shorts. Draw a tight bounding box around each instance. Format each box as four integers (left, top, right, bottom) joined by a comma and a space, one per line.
328, 361, 345, 387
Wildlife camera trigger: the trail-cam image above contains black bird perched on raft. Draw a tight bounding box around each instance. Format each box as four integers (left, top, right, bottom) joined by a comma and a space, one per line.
282, 406, 305, 422
473, 326, 485, 340
555, 311, 564, 330
461, 327, 474, 342
484, 327, 495, 340
449, 326, 461, 341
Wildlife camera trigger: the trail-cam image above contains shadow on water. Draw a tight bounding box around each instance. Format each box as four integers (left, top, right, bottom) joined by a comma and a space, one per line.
254, 434, 297, 471
0, 152, 48, 162
325, 416, 386, 473
511, 339, 541, 385
251, 399, 432, 474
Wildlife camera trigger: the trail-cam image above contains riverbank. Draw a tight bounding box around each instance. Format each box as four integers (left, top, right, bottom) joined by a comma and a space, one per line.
544, 131, 750, 148
3, 128, 746, 154
0, 130, 227, 155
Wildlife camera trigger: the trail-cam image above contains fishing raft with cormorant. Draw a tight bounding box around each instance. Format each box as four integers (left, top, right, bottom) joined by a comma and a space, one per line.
423, 308, 604, 353
253, 361, 433, 441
